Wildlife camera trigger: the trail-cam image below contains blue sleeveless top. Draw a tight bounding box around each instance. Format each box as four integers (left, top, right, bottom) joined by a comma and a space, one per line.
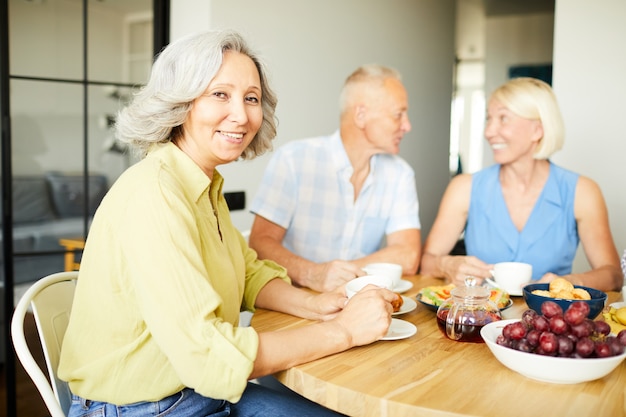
464, 163, 579, 280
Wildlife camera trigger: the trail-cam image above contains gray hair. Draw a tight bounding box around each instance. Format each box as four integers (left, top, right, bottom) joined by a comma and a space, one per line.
338, 64, 402, 114
490, 77, 564, 159
115, 29, 278, 159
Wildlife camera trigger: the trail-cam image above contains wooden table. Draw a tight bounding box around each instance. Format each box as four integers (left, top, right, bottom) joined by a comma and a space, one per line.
251, 275, 626, 417
58, 237, 85, 271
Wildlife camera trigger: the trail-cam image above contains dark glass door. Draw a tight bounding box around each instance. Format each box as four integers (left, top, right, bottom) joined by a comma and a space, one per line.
1, 0, 168, 415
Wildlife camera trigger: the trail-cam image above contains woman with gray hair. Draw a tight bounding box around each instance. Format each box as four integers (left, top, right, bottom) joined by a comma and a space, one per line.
58, 30, 395, 417
420, 77, 621, 292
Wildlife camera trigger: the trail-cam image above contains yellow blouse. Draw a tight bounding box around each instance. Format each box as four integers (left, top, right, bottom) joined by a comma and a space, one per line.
58, 142, 289, 404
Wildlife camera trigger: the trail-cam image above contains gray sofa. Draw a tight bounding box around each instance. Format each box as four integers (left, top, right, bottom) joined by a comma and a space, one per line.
1, 172, 108, 286
0, 172, 108, 363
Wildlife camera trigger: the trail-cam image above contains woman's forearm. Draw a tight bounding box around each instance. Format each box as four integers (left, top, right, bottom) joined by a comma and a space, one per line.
566, 265, 623, 292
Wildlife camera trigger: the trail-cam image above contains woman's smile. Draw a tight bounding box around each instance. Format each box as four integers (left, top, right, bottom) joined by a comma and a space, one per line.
218, 130, 245, 144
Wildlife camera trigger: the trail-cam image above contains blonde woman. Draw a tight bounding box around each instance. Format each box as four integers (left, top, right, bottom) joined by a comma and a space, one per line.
420, 77, 621, 292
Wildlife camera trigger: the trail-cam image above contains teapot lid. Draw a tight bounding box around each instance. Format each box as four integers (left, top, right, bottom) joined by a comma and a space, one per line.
450, 285, 490, 300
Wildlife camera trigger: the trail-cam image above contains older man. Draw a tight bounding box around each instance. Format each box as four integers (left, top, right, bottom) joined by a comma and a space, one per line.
249, 64, 421, 292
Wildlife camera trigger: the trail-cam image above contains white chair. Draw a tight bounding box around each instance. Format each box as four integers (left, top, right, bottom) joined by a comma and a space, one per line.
11, 271, 78, 417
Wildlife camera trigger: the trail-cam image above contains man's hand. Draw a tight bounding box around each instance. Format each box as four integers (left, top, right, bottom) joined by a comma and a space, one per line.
304, 260, 366, 292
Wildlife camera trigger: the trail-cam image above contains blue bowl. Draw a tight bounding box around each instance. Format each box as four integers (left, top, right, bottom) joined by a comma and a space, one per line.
522, 283, 607, 320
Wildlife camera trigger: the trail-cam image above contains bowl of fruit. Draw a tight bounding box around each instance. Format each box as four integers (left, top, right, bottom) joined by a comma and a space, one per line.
480, 300, 626, 384
523, 278, 607, 320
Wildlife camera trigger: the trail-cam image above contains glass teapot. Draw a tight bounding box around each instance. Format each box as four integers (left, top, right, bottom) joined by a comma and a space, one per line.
436, 285, 502, 343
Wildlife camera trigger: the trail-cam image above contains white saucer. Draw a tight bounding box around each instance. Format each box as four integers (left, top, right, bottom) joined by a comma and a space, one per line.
485, 278, 522, 297
393, 279, 413, 293
380, 319, 417, 340
381, 318, 417, 341
392, 296, 417, 316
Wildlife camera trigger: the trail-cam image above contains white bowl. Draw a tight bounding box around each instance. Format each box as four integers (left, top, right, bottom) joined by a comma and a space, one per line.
345, 275, 393, 298
480, 319, 626, 384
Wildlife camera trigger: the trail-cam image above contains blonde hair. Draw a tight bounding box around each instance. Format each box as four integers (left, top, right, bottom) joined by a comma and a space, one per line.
490, 77, 564, 159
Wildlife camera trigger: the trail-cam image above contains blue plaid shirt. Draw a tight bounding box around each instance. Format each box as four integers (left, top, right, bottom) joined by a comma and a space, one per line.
250, 131, 420, 263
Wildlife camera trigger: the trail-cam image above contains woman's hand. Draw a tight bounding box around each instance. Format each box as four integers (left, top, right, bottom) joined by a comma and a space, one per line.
441, 255, 494, 287
330, 285, 395, 346
253, 284, 396, 378
302, 287, 349, 321
536, 272, 560, 285
537, 272, 587, 287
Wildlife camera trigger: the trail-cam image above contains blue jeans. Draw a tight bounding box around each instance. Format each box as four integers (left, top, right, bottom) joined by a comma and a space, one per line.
68, 382, 346, 417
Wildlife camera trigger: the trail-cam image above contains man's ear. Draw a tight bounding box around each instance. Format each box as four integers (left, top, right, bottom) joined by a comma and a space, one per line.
354, 105, 367, 129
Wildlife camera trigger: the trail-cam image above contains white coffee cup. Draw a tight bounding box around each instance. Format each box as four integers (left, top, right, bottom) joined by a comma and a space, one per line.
491, 262, 533, 295
362, 263, 402, 290
345, 275, 393, 299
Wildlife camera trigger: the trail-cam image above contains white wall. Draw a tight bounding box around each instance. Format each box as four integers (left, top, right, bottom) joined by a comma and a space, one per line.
482, 12, 555, 167
552, 0, 626, 270
170, 0, 457, 238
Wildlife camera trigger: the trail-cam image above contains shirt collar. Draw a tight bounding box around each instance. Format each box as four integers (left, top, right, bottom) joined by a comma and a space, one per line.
330, 130, 352, 172
330, 130, 379, 175
148, 142, 223, 203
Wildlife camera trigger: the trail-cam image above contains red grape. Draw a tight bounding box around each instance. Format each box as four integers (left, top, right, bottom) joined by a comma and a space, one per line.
521, 309, 538, 328
570, 300, 591, 317
541, 300, 563, 318
607, 337, 625, 355
539, 331, 558, 353
563, 306, 586, 326
526, 329, 540, 347
570, 320, 593, 338
618, 330, 626, 346
508, 321, 527, 340
557, 335, 574, 356
549, 316, 570, 335
502, 324, 513, 340
533, 315, 550, 332
593, 320, 611, 336
575, 337, 595, 358
516, 339, 533, 353
595, 341, 612, 358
